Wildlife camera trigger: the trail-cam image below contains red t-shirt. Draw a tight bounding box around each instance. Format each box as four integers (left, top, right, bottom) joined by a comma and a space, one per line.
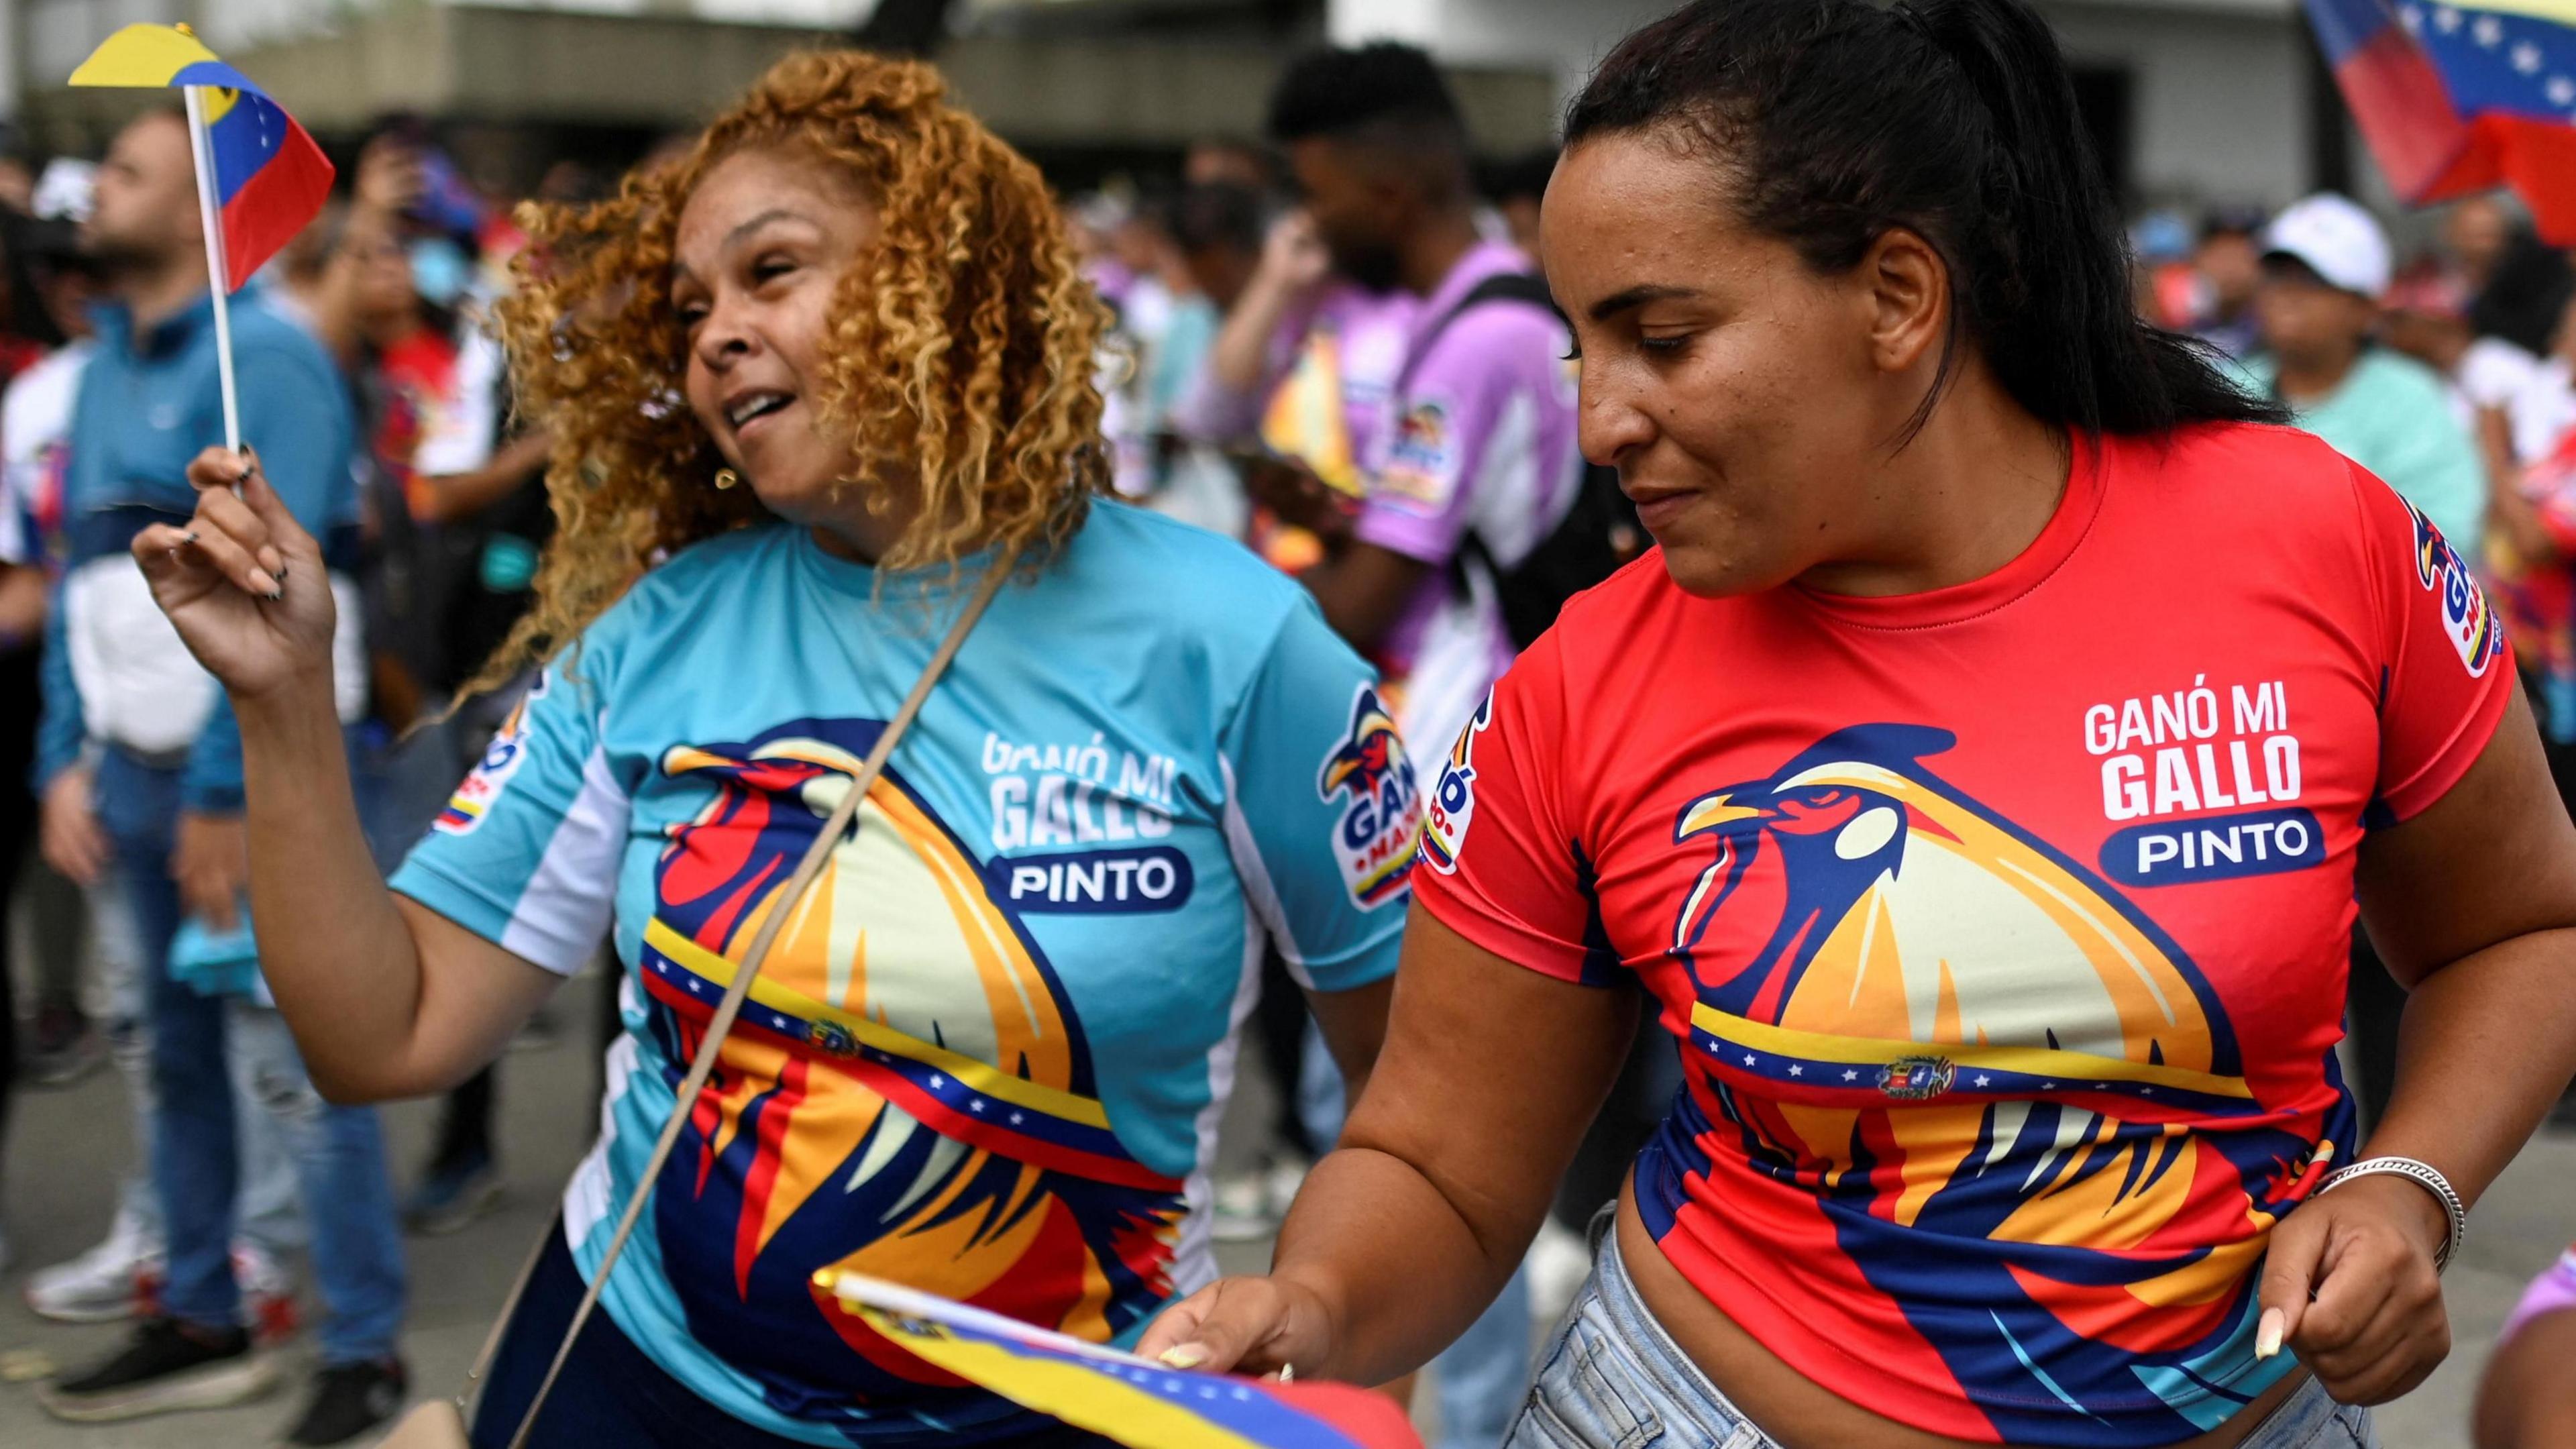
374, 327, 463, 522
1413, 424, 2512, 1446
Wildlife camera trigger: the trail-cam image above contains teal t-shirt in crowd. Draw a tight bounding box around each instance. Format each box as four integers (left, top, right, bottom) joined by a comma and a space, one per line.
2240, 347, 2488, 557
389, 502, 1421, 1443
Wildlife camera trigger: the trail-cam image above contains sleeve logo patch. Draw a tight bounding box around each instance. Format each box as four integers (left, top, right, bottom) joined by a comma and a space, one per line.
1317, 684, 1422, 909
433, 670, 549, 835
1418, 690, 1492, 875
2407, 502, 2506, 678
1375, 400, 1456, 513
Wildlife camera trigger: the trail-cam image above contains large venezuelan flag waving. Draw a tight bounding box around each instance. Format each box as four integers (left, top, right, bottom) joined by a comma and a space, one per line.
69, 23, 333, 291
825, 1272, 1423, 1449
2306, 0, 2576, 243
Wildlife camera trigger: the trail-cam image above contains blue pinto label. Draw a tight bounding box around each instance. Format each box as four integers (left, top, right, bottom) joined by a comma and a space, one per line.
988, 847, 1195, 914
2099, 806, 2324, 887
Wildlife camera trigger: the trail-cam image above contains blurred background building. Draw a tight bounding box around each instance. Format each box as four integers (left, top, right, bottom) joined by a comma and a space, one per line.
0, 0, 2381, 209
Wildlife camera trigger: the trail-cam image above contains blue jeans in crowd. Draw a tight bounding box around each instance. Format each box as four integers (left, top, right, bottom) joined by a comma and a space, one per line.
87, 869, 304, 1258
95, 747, 407, 1365
1298, 1020, 1532, 1449
1508, 1214, 2378, 1449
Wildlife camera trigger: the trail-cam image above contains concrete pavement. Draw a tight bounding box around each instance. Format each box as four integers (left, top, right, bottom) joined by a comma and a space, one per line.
0, 967, 2562, 1447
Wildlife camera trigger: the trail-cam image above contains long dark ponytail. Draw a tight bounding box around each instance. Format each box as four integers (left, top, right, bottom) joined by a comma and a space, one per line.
1564, 0, 2284, 438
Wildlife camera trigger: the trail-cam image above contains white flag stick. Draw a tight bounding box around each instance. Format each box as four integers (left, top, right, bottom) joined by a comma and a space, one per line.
180, 84, 241, 455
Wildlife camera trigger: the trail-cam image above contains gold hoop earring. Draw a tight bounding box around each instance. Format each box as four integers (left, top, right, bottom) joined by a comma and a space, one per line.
714, 468, 739, 491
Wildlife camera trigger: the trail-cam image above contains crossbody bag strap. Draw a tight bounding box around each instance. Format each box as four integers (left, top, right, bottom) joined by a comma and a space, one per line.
1396, 270, 1559, 607
485, 548, 1020, 1449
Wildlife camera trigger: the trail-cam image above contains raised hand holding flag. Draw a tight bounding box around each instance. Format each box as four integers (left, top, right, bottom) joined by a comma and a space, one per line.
70, 22, 335, 450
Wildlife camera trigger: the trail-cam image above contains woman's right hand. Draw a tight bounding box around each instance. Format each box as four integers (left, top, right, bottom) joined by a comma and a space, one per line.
1136, 1273, 1339, 1380
132, 447, 337, 702
1254, 209, 1332, 296
353, 136, 426, 219
38, 765, 108, 888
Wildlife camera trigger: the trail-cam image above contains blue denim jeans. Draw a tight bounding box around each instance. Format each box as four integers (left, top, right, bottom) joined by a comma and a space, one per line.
87, 869, 304, 1256
1507, 1220, 2378, 1449
1297, 1020, 1532, 1449
97, 748, 407, 1364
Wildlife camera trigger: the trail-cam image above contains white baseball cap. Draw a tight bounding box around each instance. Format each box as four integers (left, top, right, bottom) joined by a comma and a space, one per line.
2261, 193, 2392, 298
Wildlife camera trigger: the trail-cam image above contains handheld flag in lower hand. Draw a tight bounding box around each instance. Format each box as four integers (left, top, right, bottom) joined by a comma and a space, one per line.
70, 23, 334, 292
820, 1271, 1424, 1449
2305, 0, 2576, 244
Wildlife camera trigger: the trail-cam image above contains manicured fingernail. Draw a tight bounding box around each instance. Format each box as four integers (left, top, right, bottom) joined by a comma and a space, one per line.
178, 529, 198, 544
274, 561, 289, 580
2255, 1307, 2284, 1359
248, 568, 280, 596
1157, 1346, 1205, 1369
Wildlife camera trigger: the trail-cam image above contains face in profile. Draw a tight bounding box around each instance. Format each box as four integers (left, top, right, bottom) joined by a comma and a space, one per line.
2445, 197, 2512, 279
1540, 129, 1915, 599
2381, 308, 2469, 372
2196, 232, 2260, 313
83, 113, 198, 266
350, 231, 417, 327
2252, 258, 2375, 370
672, 146, 883, 528
1286, 138, 1403, 293
1181, 241, 1258, 313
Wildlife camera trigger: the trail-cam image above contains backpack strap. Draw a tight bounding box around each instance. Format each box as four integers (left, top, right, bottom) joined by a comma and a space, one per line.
1391, 270, 1566, 609
1392, 270, 1562, 398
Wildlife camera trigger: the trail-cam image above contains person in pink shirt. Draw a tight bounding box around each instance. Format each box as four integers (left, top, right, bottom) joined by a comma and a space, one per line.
1169, 208, 1416, 573
2476, 1245, 2576, 1448
1261, 42, 1585, 763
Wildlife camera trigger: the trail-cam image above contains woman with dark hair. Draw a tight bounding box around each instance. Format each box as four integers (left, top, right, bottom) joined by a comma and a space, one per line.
1142, 1, 2576, 1446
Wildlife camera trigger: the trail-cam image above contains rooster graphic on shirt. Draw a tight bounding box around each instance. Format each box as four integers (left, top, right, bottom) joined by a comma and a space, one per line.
1664, 723, 2343, 1436
633, 717, 1184, 1434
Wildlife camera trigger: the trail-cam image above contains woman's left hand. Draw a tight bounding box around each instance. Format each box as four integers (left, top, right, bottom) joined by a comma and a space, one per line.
2258, 1173, 2453, 1403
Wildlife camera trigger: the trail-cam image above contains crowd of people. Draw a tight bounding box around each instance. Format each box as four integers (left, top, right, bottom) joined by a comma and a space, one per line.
0, 0, 2571, 1445
0, 104, 568, 1444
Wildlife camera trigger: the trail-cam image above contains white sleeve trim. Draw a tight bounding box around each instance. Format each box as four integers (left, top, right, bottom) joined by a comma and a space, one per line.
496, 741, 629, 975
1173, 904, 1268, 1299
1217, 753, 1311, 987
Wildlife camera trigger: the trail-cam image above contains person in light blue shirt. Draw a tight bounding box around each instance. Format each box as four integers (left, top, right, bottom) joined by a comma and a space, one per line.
2237, 194, 2491, 1169
123, 53, 1417, 1449
34, 109, 408, 1446
2239, 193, 2489, 557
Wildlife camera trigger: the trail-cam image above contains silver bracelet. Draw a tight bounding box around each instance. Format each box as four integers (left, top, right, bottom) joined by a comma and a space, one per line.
2317, 1157, 2465, 1273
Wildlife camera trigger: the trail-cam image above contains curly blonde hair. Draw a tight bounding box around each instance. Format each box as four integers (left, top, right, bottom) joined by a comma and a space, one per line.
468, 48, 1109, 697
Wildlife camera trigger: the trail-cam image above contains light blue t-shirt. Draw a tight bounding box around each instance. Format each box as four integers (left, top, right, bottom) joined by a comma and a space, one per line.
2239, 347, 2489, 559
390, 503, 1420, 1444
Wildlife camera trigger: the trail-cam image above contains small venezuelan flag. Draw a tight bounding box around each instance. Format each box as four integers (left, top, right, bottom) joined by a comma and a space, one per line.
2306, 0, 2576, 243
70, 23, 333, 292
822, 1271, 1424, 1449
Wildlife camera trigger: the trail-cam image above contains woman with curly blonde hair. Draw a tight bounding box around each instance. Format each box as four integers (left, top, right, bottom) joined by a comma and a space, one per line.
131, 49, 1420, 1448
